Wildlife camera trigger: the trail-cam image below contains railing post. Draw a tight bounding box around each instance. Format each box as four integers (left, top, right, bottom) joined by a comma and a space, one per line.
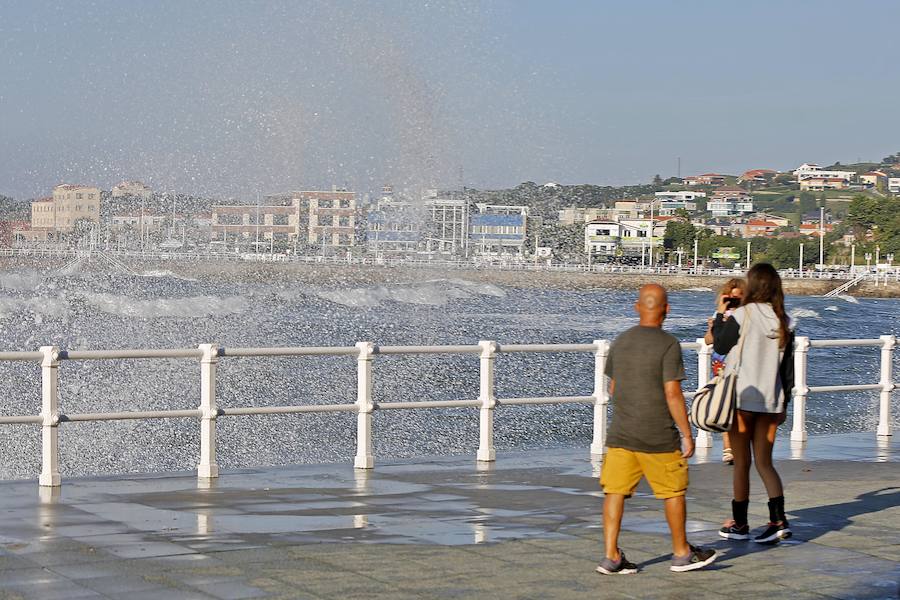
197, 344, 219, 479
477, 340, 498, 462
39, 346, 61, 487
877, 334, 896, 437
791, 336, 810, 443
354, 341, 375, 469
590, 340, 610, 457
696, 339, 713, 448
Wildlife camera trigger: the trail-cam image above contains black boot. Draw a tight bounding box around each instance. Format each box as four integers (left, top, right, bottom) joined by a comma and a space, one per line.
754, 496, 792, 544
719, 499, 750, 540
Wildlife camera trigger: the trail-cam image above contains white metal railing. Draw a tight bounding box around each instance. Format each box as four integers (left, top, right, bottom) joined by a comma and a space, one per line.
3, 247, 898, 282
0, 336, 895, 487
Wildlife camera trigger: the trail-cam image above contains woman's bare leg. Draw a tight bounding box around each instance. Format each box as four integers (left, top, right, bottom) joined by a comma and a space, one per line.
751, 413, 784, 499
730, 410, 754, 501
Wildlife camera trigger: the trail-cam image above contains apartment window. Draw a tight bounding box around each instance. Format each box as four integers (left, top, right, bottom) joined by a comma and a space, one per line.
339, 199, 350, 208
76, 205, 82, 211
338, 234, 351, 245
338, 216, 350, 227
273, 214, 288, 225
88, 194, 95, 200
88, 206, 95, 212
318, 199, 333, 209
318, 215, 334, 226
76, 193, 83, 200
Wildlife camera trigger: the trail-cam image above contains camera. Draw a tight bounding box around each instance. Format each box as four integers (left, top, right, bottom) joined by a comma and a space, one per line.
724, 296, 741, 310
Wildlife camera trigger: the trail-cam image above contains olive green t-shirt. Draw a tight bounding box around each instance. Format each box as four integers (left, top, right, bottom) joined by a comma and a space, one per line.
604, 325, 686, 453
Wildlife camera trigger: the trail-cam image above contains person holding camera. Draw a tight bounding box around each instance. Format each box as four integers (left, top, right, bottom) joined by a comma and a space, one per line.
703, 278, 745, 464
712, 264, 794, 544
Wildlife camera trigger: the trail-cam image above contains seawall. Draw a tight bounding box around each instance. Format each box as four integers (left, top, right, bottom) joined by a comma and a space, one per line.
3, 255, 899, 297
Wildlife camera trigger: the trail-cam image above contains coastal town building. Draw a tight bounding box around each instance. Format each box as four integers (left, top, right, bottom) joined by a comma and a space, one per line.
423, 192, 470, 254
737, 169, 777, 185
303, 189, 358, 248
366, 198, 423, 254
707, 187, 754, 217
584, 217, 667, 257
469, 204, 528, 255
890, 178, 900, 194
111, 181, 153, 199
793, 163, 856, 183
683, 173, 726, 186
799, 177, 848, 191
738, 219, 781, 238
111, 212, 167, 233
16, 184, 102, 243
654, 191, 704, 215
212, 196, 303, 248
859, 171, 888, 188
557, 207, 605, 226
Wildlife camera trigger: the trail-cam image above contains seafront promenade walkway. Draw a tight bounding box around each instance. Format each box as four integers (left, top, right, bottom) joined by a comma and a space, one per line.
0, 434, 898, 600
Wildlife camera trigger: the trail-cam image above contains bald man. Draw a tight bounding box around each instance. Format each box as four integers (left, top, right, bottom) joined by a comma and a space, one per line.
596, 284, 717, 574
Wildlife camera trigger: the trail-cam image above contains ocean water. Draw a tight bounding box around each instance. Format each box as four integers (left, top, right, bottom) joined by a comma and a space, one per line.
0, 267, 897, 479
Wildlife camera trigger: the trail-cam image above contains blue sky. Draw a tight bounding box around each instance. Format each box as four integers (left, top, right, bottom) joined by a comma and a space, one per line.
1, 0, 898, 200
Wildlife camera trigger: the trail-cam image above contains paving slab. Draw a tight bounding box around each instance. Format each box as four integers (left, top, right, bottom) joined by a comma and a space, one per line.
0, 433, 897, 599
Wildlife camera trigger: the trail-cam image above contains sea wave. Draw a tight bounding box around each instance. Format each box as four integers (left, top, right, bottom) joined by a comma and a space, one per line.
316, 279, 507, 308
81, 293, 249, 318
836, 294, 860, 304
790, 308, 821, 320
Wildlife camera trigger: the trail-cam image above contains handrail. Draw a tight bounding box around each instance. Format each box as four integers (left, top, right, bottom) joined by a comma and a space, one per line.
0, 336, 894, 488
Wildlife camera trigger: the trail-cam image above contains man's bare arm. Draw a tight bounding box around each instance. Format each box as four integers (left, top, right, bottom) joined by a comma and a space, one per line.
664, 380, 694, 458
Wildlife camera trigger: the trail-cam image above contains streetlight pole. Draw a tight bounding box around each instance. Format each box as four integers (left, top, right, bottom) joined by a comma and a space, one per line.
693, 237, 699, 274
799, 243, 804, 276
648, 201, 654, 268
876, 245, 880, 266
851, 243, 856, 274
746, 240, 751, 270
819, 206, 825, 269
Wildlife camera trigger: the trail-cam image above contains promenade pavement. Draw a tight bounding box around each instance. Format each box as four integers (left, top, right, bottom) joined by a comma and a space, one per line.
0, 433, 898, 599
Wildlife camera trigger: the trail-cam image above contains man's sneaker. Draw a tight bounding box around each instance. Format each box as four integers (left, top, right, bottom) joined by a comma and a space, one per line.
719, 519, 750, 540
754, 521, 792, 544
596, 549, 638, 575
670, 545, 718, 572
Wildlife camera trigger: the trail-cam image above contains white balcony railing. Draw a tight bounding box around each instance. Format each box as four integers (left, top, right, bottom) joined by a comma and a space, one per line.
0, 336, 895, 488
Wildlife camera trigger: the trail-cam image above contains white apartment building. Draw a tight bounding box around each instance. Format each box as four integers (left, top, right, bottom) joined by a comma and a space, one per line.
889, 178, 900, 194
793, 163, 856, 183
708, 187, 754, 217
655, 191, 704, 215
585, 218, 667, 256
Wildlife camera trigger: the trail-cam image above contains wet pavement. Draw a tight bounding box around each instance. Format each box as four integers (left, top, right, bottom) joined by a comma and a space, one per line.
0, 433, 898, 599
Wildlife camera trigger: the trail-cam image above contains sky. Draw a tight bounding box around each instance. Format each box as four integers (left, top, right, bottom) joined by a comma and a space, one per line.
1, 0, 899, 200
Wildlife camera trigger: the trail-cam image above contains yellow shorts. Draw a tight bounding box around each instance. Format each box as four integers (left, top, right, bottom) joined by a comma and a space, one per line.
600, 447, 688, 499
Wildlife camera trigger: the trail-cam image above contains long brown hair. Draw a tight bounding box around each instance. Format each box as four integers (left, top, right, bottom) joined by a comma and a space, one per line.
742, 263, 790, 347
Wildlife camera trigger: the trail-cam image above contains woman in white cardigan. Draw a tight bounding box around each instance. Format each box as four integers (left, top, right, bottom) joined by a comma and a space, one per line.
712, 263, 795, 544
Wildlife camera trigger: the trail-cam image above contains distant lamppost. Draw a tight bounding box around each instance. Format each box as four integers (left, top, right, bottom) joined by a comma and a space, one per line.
850, 243, 856, 274
865, 252, 873, 272
799, 243, 804, 276
876, 245, 880, 266
676, 247, 684, 271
